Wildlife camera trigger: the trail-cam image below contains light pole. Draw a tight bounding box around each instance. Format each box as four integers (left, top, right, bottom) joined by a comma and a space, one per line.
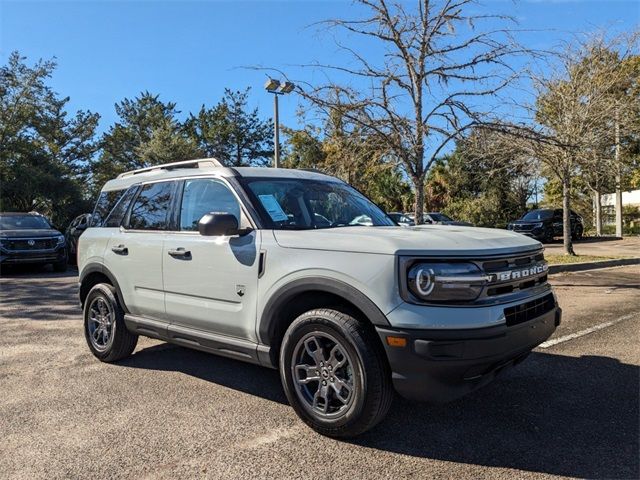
264, 78, 295, 168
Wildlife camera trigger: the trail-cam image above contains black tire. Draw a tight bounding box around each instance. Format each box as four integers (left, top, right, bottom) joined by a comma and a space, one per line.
53, 257, 68, 272
279, 308, 393, 438
542, 229, 554, 244
83, 283, 138, 362
572, 225, 583, 241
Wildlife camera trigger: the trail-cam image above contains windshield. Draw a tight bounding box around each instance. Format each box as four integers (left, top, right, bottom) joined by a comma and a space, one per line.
428, 213, 453, 222
521, 210, 553, 221
0, 215, 51, 230
243, 178, 395, 230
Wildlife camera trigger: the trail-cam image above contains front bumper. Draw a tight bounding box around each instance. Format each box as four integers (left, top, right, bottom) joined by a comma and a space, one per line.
0, 246, 66, 265
377, 304, 561, 402
512, 227, 544, 240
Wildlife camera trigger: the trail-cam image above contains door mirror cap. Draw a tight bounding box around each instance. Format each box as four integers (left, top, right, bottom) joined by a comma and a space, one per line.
198, 212, 250, 236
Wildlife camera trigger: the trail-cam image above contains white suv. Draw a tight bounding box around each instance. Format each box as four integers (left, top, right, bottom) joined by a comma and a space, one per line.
78, 159, 560, 437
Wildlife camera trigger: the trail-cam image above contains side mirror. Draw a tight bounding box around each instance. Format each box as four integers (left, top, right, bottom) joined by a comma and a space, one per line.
198, 212, 249, 236
75, 214, 92, 232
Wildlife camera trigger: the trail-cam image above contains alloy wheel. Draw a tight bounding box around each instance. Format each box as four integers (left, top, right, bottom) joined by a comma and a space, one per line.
291, 331, 357, 419
87, 296, 115, 352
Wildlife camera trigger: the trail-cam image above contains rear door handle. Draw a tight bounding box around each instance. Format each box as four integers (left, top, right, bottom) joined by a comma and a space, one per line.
111, 245, 128, 255
168, 247, 191, 259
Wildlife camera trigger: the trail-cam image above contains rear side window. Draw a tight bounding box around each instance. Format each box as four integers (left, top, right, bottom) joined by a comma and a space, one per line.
92, 190, 125, 227
127, 182, 173, 230
104, 186, 138, 228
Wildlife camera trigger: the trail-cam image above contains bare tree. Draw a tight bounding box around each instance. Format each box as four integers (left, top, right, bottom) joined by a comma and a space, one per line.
297, 0, 532, 223
521, 34, 637, 254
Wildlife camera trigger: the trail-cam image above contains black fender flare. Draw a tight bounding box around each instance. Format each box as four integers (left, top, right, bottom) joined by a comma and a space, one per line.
258, 276, 390, 346
79, 263, 129, 313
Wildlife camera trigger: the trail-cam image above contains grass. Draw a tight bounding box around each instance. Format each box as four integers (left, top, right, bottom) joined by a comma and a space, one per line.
545, 254, 628, 265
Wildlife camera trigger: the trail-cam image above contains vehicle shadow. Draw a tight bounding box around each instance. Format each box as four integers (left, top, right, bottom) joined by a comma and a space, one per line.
0, 264, 79, 279
123, 344, 639, 479
121, 343, 287, 404
0, 267, 80, 321
354, 352, 639, 479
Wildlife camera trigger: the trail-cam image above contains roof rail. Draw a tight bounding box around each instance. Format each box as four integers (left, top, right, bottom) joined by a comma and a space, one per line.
117, 158, 224, 178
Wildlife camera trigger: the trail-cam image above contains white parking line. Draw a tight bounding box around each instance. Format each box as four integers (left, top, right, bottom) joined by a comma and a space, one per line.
539, 312, 639, 348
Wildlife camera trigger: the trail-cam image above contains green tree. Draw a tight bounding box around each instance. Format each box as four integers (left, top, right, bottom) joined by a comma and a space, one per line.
185, 88, 273, 167
282, 108, 412, 212
425, 131, 538, 228
0, 52, 99, 226
91, 92, 200, 192
281, 125, 326, 169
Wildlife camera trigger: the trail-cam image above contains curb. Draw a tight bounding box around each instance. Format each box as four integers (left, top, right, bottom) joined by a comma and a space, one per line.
548, 257, 640, 274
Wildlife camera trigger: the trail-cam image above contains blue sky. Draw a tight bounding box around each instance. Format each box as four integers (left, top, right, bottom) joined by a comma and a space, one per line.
1, 0, 638, 135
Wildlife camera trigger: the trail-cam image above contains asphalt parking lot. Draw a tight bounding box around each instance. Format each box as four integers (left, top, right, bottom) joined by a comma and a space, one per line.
1, 265, 638, 479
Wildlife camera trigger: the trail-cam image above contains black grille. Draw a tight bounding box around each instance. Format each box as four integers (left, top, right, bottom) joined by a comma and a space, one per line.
512, 224, 535, 232
504, 294, 555, 326
482, 252, 544, 272
2, 238, 57, 250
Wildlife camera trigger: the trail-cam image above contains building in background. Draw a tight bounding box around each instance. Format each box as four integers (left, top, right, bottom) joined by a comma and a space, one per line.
600, 189, 640, 235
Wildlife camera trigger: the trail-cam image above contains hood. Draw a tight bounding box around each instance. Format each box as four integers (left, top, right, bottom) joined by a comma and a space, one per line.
441, 220, 473, 227
0, 229, 61, 239
273, 225, 541, 257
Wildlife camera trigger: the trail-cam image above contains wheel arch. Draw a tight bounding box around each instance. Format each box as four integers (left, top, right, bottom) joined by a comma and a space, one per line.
258, 277, 390, 366
79, 263, 129, 312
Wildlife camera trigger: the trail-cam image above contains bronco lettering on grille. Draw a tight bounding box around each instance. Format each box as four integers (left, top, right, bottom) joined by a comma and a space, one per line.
491, 263, 548, 282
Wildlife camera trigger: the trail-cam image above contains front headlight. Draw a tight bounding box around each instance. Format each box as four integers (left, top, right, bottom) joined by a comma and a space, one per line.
407, 262, 488, 303
507, 223, 513, 230
56, 234, 65, 245
533, 222, 543, 228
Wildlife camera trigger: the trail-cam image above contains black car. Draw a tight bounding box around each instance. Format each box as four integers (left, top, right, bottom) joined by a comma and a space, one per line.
65, 213, 92, 265
387, 212, 415, 226
0, 212, 67, 271
409, 212, 473, 226
507, 208, 584, 243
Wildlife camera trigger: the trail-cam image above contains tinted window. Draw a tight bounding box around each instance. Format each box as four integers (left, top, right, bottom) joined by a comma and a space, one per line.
428, 213, 453, 222
180, 179, 241, 231
92, 190, 125, 227
243, 178, 394, 229
105, 186, 138, 228
127, 182, 173, 230
521, 209, 553, 221
0, 215, 50, 230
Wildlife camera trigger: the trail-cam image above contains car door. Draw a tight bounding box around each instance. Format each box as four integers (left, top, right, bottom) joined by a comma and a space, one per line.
162, 177, 260, 341
569, 210, 578, 232
552, 209, 564, 236
103, 180, 175, 320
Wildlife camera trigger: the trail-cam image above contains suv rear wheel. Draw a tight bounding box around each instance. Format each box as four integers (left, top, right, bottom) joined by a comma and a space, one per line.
572, 225, 583, 241
83, 283, 138, 362
279, 308, 393, 437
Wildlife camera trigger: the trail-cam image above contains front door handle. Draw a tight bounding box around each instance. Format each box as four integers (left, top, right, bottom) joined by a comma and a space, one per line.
111, 244, 128, 255
168, 247, 191, 259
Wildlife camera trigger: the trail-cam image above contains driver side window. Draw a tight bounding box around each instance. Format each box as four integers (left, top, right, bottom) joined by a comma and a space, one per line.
179, 178, 242, 231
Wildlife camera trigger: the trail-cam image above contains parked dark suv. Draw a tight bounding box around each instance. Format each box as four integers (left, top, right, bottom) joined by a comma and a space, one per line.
65, 213, 92, 265
507, 208, 584, 243
0, 212, 67, 271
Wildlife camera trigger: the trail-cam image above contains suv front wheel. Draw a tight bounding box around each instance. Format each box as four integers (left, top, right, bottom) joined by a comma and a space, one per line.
83, 283, 138, 362
279, 308, 393, 437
